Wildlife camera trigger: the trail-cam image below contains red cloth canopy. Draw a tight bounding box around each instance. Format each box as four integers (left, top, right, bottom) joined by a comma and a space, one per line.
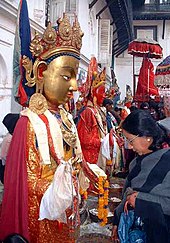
128, 38, 163, 59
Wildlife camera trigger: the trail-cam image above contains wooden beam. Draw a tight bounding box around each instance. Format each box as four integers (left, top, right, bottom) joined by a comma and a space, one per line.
113, 45, 127, 55
115, 45, 128, 57
162, 19, 165, 39
89, 0, 99, 9
96, 0, 116, 19
113, 43, 128, 55
113, 38, 130, 49
111, 16, 124, 26
113, 37, 118, 44
45, 0, 50, 27
113, 24, 125, 35
112, 32, 129, 45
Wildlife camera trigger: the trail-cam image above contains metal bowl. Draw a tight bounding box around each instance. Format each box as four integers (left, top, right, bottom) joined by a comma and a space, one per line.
89, 208, 114, 224
109, 183, 123, 199
108, 197, 121, 212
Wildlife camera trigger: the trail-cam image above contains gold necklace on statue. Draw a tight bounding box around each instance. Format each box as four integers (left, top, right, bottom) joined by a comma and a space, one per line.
59, 105, 77, 147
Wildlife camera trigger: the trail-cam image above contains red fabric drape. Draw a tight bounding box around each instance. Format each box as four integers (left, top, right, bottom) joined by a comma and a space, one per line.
0, 117, 29, 241
135, 58, 159, 102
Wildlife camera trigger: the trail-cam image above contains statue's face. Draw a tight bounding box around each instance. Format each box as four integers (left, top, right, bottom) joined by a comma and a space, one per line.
43, 55, 79, 105
93, 85, 105, 106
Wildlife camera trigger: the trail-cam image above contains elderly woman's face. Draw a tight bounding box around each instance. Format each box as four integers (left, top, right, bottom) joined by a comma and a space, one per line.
123, 130, 153, 155
43, 56, 79, 106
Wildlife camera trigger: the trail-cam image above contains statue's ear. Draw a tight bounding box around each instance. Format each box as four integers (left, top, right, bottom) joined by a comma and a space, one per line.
38, 62, 47, 80
36, 62, 47, 93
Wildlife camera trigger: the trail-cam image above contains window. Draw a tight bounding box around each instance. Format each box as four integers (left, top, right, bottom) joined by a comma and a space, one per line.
50, 0, 77, 25
134, 26, 157, 41
98, 19, 112, 65
109, 25, 113, 66
66, 0, 76, 12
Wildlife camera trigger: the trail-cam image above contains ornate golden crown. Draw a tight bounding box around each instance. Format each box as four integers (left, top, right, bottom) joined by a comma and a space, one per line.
22, 13, 84, 90
92, 68, 106, 89
30, 13, 84, 60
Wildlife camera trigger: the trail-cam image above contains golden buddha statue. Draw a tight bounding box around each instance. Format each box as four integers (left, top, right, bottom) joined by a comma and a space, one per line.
0, 13, 98, 243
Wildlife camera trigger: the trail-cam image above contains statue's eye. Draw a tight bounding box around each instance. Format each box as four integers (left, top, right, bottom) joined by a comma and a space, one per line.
61, 75, 71, 81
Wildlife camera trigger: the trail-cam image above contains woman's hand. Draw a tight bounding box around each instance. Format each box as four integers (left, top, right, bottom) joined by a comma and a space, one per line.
111, 225, 119, 242
124, 192, 138, 214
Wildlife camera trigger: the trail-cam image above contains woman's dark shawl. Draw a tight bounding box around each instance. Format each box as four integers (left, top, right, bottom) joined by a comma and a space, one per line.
114, 148, 170, 227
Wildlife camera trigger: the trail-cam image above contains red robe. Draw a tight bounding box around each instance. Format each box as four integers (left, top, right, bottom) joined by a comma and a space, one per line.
77, 106, 101, 164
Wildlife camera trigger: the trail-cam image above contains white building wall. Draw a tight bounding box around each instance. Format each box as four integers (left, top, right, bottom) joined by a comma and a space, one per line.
78, 0, 113, 87
0, 2, 16, 141
79, 0, 112, 60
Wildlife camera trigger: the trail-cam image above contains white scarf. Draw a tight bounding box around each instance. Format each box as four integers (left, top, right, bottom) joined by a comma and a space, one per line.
21, 108, 64, 165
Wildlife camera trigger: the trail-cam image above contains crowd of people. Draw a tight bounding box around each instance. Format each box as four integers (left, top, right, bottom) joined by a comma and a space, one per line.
0, 5, 170, 243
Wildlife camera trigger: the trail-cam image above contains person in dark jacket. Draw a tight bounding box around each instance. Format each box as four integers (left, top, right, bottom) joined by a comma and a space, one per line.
103, 98, 118, 132
111, 109, 170, 243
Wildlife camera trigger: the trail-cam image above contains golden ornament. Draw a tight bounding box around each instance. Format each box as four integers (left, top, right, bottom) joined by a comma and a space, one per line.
29, 93, 48, 115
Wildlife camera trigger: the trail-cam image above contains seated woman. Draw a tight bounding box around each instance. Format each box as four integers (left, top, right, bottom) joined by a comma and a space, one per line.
112, 109, 170, 243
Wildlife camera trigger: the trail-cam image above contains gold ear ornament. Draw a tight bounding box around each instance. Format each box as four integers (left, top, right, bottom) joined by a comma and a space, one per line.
29, 93, 48, 115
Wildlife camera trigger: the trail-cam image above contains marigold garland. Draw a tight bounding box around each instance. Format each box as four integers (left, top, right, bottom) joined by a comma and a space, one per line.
79, 187, 88, 200
106, 159, 112, 166
97, 176, 109, 226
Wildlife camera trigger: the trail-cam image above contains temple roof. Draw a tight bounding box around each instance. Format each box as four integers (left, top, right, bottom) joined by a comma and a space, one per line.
106, 0, 134, 57
132, 1, 170, 20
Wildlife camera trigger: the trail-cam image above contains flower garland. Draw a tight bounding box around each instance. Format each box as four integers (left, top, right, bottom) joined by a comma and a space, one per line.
79, 187, 88, 200
97, 176, 109, 226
